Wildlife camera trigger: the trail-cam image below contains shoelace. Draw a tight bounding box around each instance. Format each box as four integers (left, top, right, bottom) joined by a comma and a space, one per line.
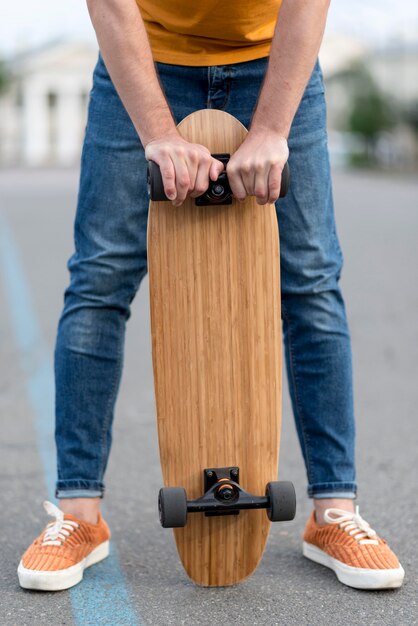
324, 506, 379, 545
41, 500, 79, 546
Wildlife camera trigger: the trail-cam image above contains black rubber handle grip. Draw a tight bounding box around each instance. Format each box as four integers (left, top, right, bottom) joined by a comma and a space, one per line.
148, 158, 290, 202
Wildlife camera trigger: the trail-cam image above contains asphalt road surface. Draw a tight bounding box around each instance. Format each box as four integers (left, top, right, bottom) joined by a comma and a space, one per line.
0, 168, 417, 626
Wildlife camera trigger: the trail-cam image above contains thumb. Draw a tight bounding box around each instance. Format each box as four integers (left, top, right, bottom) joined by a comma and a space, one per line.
209, 158, 225, 181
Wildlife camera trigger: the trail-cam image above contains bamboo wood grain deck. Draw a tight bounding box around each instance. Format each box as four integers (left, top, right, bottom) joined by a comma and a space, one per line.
148, 109, 282, 586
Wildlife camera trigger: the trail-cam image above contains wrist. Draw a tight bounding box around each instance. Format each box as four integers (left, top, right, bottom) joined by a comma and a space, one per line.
249, 124, 289, 145
250, 114, 290, 144
143, 128, 181, 149
135, 104, 179, 147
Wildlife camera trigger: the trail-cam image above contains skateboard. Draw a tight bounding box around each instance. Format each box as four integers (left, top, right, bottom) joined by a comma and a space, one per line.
147, 109, 295, 587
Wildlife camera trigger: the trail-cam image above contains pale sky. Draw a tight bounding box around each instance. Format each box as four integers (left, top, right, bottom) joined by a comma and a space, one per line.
1, 0, 417, 57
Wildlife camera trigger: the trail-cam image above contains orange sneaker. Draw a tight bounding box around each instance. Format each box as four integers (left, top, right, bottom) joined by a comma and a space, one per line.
18, 501, 111, 591
303, 506, 404, 589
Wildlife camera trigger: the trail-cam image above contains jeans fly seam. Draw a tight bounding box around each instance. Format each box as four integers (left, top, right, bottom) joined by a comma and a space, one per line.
221, 66, 232, 111
206, 66, 211, 108
206, 66, 232, 111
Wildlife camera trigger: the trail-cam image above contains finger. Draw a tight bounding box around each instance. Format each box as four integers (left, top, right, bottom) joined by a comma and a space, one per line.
240, 162, 255, 198
209, 158, 225, 181
226, 161, 247, 201
185, 152, 199, 198
254, 165, 269, 205
190, 157, 211, 198
157, 157, 177, 201
267, 163, 283, 204
171, 156, 191, 206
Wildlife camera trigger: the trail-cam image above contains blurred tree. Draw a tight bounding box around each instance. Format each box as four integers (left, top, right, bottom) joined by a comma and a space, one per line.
404, 102, 418, 135
349, 92, 394, 143
346, 63, 395, 164
0, 60, 10, 94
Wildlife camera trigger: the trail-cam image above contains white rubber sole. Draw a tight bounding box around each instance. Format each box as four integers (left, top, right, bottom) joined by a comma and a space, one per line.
18, 540, 110, 591
303, 541, 404, 590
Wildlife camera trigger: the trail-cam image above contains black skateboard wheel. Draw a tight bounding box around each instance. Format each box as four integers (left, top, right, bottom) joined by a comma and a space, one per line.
265, 481, 296, 522
158, 487, 188, 528
147, 159, 290, 202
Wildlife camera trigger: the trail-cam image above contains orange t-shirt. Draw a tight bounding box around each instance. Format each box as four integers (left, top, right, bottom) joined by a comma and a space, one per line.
136, 1, 282, 66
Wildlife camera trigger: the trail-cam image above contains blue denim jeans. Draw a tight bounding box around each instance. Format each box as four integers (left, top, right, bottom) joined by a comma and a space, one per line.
55, 55, 357, 500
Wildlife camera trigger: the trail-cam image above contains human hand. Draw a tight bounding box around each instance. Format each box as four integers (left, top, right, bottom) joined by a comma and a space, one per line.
145, 134, 225, 206
226, 130, 289, 205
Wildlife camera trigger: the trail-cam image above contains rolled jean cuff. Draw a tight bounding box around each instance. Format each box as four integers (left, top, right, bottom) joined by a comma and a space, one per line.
307, 482, 357, 499
55, 479, 105, 499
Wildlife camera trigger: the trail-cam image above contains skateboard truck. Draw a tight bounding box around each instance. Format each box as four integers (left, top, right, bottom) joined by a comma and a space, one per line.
158, 466, 296, 528
147, 154, 290, 205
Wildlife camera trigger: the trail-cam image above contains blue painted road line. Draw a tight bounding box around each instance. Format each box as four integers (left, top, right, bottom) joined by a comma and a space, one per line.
0, 214, 141, 626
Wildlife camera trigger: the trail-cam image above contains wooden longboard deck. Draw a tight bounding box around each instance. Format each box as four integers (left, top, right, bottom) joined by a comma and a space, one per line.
148, 109, 282, 586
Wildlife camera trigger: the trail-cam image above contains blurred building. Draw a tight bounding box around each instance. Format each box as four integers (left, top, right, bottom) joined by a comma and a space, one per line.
319, 34, 367, 79
369, 42, 418, 106
0, 36, 417, 168
0, 40, 97, 166
325, 40, 418, 128
323, 39, 418, 169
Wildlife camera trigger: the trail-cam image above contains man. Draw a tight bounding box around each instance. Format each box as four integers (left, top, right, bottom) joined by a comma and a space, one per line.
18, 0, 404, 591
